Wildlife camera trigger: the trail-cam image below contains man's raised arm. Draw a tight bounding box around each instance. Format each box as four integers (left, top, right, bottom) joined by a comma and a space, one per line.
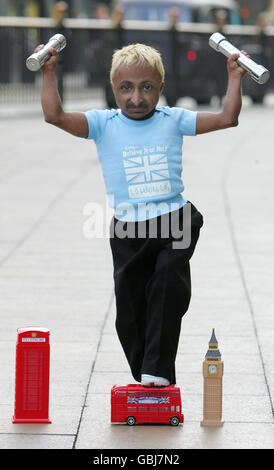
196, 52, 247, 135
37, 46, 89, 138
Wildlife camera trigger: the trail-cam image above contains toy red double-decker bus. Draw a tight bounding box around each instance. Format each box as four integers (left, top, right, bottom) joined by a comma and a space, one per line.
111, 384, 184, 426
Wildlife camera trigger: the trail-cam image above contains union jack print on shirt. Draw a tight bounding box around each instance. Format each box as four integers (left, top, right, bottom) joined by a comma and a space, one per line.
124, 153, 169, 185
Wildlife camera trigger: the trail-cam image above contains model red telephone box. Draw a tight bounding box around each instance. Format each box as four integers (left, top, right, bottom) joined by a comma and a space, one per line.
13, 327, 51, 423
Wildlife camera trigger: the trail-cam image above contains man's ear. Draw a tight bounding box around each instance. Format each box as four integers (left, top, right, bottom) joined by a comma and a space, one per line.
160, 82, 165, 94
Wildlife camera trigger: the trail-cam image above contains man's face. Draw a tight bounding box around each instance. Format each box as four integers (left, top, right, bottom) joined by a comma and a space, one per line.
111, 63, 165, 120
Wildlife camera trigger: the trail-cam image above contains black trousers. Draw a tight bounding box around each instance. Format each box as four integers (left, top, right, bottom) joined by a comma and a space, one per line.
109, 202, 203, 384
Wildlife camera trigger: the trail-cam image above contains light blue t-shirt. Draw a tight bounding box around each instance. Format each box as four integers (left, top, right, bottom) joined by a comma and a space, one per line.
85, 106, 197, 221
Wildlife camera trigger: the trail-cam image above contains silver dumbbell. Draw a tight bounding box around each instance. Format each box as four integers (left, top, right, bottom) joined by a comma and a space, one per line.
209, 32, 270, 84
26, 34, 66, 72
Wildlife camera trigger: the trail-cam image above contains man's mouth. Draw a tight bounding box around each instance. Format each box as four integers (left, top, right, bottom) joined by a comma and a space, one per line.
129, 109, 146, 112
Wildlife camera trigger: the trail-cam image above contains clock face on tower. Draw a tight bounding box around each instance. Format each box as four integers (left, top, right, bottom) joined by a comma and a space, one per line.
208, 364, 217, 374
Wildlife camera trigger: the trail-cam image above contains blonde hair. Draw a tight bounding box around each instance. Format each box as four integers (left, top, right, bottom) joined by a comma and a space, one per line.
110, 43, 165, 84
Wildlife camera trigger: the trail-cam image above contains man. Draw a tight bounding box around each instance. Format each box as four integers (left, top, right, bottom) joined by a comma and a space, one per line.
36, 42, 246, 386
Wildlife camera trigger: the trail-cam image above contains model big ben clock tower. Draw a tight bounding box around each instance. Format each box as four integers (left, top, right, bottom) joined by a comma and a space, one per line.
200, 329, 224, 427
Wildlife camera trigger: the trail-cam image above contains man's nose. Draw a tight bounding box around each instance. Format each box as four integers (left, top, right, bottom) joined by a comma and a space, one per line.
131, 89, 142, 106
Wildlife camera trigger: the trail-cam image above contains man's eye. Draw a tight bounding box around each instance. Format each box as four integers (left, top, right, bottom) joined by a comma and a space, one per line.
121, 85, 131, 90
144, 84, 152, 90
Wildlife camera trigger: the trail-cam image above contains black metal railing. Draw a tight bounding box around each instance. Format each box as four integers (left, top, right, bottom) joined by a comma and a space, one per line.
1, 17, 273, 106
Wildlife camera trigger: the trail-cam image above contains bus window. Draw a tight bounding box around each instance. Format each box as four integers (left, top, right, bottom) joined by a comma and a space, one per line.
159, 407, 169, 412
176, 406, 180, 412
128, 406, 136, 412
149, 407, 157, 412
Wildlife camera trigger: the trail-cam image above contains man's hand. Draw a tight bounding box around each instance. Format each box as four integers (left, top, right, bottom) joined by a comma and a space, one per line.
227, 51, 250, 79
34, 45, 59, 72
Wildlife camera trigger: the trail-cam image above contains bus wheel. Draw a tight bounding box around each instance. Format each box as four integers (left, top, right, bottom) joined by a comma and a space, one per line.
126, 416, 136, 426
170, 416, 180, 426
